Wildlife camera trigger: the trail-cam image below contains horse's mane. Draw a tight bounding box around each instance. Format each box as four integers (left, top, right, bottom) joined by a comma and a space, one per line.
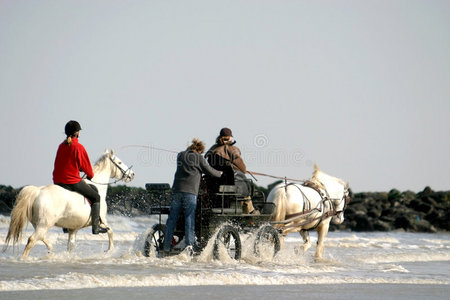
311, 164, 345, 187
93, 152, 110, 173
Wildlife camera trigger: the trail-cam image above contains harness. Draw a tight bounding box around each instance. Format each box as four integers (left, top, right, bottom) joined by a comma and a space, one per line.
273, 181, 349, 231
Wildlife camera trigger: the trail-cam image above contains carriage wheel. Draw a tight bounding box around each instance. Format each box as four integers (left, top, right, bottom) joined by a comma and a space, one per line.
213, 225, 241, 260
254, 225, 281, 258
143, 224, 165, 257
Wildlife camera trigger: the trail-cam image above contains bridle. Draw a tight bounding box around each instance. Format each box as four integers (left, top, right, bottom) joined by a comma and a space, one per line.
86, 155, 133, 185
329, 186, 351, 216
108, 155, 134, 184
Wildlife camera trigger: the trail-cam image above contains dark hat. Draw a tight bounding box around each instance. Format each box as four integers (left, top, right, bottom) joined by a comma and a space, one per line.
219, 127, 233, 137
65, 120, 82, 136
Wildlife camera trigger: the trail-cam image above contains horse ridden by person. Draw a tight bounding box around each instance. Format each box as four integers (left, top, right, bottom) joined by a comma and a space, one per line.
3, 121, 135, 258
4, 149, 134, 258
267, 164, 350, 259
53, 120, 109, 235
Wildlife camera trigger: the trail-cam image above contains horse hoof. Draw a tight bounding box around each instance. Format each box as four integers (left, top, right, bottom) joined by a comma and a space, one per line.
314, 256, 325, 263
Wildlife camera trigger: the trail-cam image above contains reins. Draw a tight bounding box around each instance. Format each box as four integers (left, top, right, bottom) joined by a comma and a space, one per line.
120, 145, 307, 183
247, 171, 306, 183
119, 144, 178, 154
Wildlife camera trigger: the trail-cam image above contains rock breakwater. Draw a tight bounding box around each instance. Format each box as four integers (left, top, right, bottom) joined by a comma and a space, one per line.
1, 185, 448, 232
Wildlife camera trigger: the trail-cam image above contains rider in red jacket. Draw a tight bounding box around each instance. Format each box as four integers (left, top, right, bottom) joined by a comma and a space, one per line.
53, 135, 94, 184
53, 120, 107, 234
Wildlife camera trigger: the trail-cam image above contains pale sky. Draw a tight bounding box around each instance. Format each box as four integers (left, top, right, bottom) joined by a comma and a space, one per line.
1, 0, 449, 192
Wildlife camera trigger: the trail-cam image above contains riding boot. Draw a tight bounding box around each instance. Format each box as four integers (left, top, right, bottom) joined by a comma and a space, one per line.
91, 202, 108, 234
242, 199, 250, 214
242, 197, 259, 214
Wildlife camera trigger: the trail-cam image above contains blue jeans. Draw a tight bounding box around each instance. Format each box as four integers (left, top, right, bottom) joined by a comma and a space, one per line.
163, 192, 197, 251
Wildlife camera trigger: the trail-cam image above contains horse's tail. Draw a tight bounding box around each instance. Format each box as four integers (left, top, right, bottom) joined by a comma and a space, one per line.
3, 185, 40, 252
269, 185, 287, 227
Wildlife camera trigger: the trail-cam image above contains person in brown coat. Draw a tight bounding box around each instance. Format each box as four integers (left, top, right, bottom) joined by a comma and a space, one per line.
205, 128, 259, 214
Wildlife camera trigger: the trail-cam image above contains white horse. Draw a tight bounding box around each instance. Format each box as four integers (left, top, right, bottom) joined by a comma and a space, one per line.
3, 149, 135, 258
267, 164, 350, 259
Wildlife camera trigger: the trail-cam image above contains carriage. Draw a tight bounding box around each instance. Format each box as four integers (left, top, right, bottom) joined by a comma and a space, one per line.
142, 163, 350, 260
142, 177, 281, 260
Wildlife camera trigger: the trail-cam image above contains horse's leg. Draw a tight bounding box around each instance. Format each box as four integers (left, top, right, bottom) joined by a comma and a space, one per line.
67, 230, 77, 252
22, 226, 48, 258
315, 223, 330, 259
22, 235, 37, 258
278, 234, 285, 249
106, 228, 114, 252
300, 230, 312, 253
42, 238, 53, 253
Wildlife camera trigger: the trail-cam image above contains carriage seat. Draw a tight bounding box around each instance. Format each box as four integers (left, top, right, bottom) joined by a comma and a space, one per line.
145, 183, 171, 193
218, 185, 238, 194
210, 185, 247, 214
145, 183, 171, 214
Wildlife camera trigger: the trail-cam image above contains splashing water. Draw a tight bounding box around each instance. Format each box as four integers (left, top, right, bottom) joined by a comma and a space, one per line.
0, 214, 449, 298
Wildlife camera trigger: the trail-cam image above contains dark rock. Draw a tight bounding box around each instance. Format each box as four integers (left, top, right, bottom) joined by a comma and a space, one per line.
2, 184, 450, 233
388, 189, 402, 202
352, 213, 374, 231
0, 185, 17, 213
391, 201, 402, 208
394, 216, 412, 230
435, 211, 450, 229
373, 220, 392, 231
414, 219, 437, 233
418, 186, 434, 197
367, 208, 381, 218
0, 200, 10, 214
379, 215, 395, 223
424, 209, 444, 222
408, 199, 422, 211
417, 202, 433, 214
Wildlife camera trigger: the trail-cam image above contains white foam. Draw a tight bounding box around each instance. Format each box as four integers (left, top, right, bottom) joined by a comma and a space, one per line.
378, 264, 409, 273
356, 252, 450, 264
1, 271, 449, 292
1, 215, 450, 292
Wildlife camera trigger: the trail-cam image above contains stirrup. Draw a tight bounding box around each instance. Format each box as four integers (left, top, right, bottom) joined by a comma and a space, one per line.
98, 227, 108, 234
92, 225, 109, 234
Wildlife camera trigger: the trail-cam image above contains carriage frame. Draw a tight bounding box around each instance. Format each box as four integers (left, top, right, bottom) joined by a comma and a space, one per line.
143, 178, 281, 260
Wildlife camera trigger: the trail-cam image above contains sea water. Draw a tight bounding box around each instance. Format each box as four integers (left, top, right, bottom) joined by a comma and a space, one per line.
0, 214, 449, 299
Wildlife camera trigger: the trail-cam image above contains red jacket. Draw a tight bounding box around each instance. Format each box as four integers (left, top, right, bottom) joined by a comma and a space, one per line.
53, 138, 94, 184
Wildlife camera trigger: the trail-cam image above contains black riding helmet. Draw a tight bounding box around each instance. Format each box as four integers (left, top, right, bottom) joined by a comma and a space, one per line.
64, 120, 82, 137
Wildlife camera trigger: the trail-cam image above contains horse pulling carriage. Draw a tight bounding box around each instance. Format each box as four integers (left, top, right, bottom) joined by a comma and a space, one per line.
142, 164, 350, 260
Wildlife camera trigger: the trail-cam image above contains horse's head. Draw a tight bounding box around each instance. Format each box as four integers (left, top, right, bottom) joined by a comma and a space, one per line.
332, 183, 351, 224
107, 149, 135, 183
311, 164, 350, 224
